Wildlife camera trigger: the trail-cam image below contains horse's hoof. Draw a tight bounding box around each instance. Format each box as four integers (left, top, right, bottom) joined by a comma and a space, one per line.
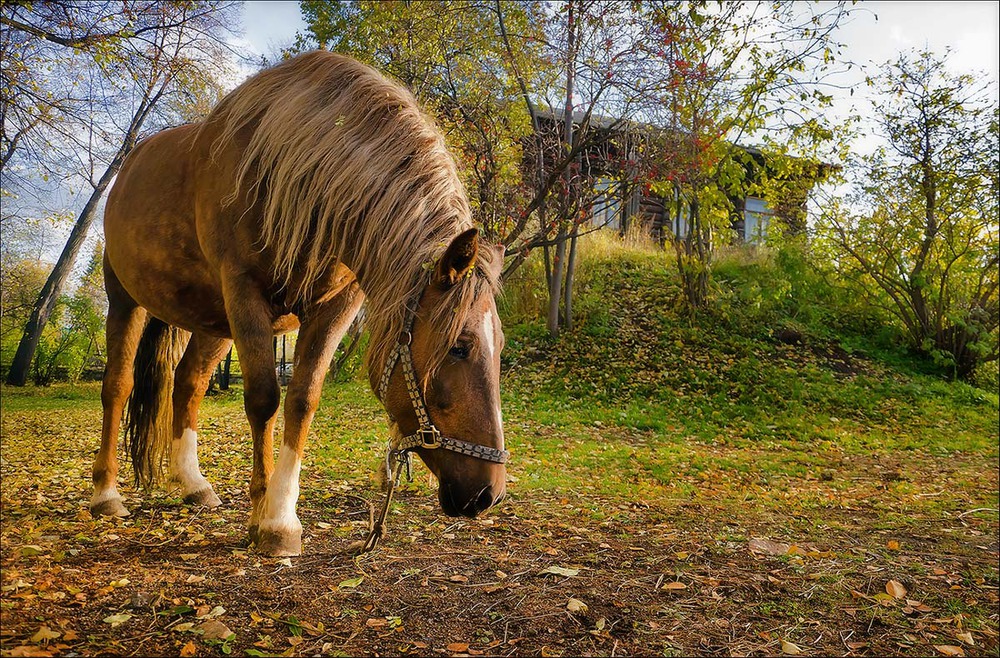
91, 497, 130, 517
248, 525, 259, 545
255, 528, 302, 557
183, 488, 222, 508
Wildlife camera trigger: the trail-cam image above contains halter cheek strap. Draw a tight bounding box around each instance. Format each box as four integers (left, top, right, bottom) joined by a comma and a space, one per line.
376, 313, 509, 467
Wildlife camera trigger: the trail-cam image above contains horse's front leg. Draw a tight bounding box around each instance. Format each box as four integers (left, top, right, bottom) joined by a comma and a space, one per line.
171, 332, 233, 506
222, 272, 282, 548
256, 283, 364, 556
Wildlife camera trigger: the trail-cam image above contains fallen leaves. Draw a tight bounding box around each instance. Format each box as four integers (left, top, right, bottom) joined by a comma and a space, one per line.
886, 579, 908, 599
538, 566, 579, 577
338, 575, 364, 589
1, 379, 997, 658
29, 627, 59, 644
934, 645, 966, 656
101, 613, 131, 627
197, 619, 234, 641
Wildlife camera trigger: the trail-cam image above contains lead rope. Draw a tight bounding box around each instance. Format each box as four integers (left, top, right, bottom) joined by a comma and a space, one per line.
360, 451, 408, 553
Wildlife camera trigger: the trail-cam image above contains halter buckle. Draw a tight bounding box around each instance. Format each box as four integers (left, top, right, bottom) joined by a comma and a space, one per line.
418, 426, 441, 449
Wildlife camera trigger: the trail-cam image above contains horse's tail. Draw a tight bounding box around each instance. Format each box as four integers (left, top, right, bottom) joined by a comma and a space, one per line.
124, 317, 186, 489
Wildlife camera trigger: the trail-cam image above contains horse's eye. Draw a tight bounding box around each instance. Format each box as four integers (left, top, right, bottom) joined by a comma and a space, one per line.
449, 343, 470, 360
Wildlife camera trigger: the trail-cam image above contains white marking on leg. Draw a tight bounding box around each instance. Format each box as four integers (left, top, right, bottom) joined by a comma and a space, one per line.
259, 443, 302, 534
90, 485, 121, 507
171, 428, 213, 496
482, 309, 495, 359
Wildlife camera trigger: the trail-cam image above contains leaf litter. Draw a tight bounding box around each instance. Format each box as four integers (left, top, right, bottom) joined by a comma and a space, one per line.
1, 385, 997, 657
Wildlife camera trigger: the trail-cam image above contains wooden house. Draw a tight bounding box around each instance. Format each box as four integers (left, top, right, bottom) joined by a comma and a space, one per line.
530, 109, 832, 245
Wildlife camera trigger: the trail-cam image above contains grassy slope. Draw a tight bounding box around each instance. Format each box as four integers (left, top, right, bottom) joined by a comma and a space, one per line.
1, 237, 997, 656
499, 240, 997, 512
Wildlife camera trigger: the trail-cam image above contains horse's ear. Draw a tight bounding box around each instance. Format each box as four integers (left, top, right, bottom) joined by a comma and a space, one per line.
435, 228, 479, 288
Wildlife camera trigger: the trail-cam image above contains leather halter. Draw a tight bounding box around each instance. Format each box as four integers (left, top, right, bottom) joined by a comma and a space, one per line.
376, 310, 509, 467
359, 307, 508, 553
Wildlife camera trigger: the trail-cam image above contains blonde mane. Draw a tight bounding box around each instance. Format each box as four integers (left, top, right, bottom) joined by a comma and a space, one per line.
199, 50, 499, 381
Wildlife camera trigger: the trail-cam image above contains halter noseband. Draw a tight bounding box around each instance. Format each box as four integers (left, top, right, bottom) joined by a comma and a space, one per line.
376, 310, 509, 467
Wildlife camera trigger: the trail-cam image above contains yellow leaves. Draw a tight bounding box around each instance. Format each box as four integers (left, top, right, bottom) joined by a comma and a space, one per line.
566, 598, 588, 613
538, 565, 579, 577
179, 641, 197, 657
30, 627, 60, 644
338, 575, 364, 589
934, 646, 966, 656
661, 581, 687, 591
954, 631, 975, 646
780, 639, 803, 654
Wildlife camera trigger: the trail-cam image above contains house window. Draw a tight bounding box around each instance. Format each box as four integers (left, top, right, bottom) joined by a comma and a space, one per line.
744, 196, 773, 244
592, 178, 620, 230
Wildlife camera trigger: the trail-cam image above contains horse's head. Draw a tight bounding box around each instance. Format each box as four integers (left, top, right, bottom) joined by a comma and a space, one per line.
373, 228, 506, 518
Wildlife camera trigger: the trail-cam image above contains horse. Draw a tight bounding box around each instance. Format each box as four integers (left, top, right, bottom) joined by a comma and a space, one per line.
89, 50, 508, 556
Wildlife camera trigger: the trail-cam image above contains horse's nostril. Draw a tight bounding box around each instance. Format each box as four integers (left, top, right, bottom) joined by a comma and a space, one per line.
475, 486, 494, 513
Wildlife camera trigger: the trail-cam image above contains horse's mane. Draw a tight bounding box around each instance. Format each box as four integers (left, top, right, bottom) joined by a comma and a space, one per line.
199, 50, 499, 382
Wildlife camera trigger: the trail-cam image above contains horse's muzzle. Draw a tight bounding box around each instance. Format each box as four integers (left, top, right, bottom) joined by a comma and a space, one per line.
440, 483, 505, 518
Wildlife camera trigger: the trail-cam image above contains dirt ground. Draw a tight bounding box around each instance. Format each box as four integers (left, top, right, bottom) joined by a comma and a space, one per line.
1, 393, 998, 657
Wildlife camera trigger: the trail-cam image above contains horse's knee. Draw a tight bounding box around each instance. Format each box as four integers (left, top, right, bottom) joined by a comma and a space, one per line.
244, 380, 280, 427
285, 391, 317, 420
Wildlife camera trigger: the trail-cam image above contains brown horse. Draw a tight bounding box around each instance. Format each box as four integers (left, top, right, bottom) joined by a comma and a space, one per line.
89, 51, 508, 556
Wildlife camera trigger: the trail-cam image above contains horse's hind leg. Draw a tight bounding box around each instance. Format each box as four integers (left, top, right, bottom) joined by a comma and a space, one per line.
170, 332, 232, 507
91, 258, 147, 517
256, 283, 364, 556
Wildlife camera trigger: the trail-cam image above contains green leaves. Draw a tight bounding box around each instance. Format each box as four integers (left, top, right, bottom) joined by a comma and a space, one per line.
338, 575, 364, 589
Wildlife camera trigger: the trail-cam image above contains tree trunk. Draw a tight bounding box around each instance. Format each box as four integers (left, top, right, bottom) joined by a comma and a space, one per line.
6, 168, 118, 385
546, 0, 576, 338
5, 80, 157, 386
220, 348, 232, 390
546, 230, 567, 337
563, 224, 580, 331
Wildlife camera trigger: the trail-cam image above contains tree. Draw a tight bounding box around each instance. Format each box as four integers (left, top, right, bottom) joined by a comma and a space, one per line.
499, 0, 655, 335
296, 0, 550, 242
297, 1, 647, 335
818, 51, 999, 380
640, 1, 850, 308
3, 2, 238, 386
